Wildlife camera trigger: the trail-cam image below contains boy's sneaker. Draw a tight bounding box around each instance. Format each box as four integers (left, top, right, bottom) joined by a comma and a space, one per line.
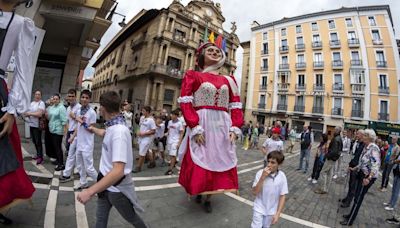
165, 170, 173, 175
74, 183, 89, 191
59, 175, 72, 183
55, 165, 65, 171
383, 202, 390, 206
332, 175, 338, 179
386, 217, 400, 225
312, 179, 318, 184
307, 177, 312, 181
381, 188, 388, 192
385, 206, 394, 211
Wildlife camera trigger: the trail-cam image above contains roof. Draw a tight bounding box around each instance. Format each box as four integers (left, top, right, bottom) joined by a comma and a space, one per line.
251, 5, 393, 31
93, 9, 160, 67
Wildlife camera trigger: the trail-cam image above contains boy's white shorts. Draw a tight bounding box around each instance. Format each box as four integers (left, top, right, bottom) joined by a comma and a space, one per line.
167, 142, 179, 156
251, 211, 273, 228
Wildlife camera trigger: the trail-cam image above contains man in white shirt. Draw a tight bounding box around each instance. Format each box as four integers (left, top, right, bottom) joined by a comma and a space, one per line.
165, 109, 184, 175
251, 151, 288, 228
333, 130, 351, 179
261, 127, 284, 168
153, 115, 166, 166
59, 89, 81, 183
24, 90, 45, 164
77, 91, 146, 228
133, 106, 156, 173
69, 90, 98, 190
122, 103, 133, 134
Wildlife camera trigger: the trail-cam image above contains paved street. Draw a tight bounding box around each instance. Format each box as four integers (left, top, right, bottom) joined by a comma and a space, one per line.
2, 122, 398, 228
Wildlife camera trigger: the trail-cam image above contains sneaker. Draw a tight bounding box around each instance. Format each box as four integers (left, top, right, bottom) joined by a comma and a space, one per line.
164, 170, 173, 175
383, 202, 390, 206
381, 188, 388, 192
312, 179, 318, 184
385, 206, 394, 211
59, 175, 72, 183
307, 177, 312, 181
332, 175, 338, 179
74, 183, 89, 191
55, 165, 65, 171
132, 167, 141, 173
386, 217, 400, 225
36, 157, 44, 165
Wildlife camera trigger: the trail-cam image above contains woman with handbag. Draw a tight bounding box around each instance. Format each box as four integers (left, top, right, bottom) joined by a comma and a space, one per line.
24, 90, 45, 164
0, 0, 36, 222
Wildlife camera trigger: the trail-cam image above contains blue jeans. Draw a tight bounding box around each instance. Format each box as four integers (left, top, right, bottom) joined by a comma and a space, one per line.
299, 149, 310, 172
390, 175, 400, 208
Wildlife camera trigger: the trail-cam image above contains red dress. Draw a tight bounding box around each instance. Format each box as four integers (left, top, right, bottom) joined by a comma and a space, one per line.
178, 70, 243, 195
0, 79, 35, 209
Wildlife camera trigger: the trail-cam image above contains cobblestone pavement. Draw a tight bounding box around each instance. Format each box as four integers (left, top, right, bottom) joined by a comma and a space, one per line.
2, 123, 398, 227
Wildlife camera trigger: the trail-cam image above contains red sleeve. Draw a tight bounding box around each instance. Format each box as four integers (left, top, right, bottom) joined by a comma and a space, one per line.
228, 75, 244, 128
179, 70, 199, 129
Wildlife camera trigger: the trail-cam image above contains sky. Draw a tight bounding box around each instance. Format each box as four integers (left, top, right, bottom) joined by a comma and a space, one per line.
84, 0, 400, 83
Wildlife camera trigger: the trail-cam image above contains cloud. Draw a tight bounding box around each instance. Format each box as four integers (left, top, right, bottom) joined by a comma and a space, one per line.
84, 0, 400, 81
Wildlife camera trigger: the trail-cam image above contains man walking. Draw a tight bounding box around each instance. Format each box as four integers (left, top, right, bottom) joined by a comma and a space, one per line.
314, 126, 342, 194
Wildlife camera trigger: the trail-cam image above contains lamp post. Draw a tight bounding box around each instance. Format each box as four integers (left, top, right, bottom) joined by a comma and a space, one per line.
106, 1, 127, 27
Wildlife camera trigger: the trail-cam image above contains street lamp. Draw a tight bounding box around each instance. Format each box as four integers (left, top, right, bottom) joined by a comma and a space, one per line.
106, 1, 127, 28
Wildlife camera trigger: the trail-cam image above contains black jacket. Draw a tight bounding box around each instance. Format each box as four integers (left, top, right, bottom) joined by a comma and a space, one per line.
326, 134, 343, 161
349, 141, 365, 168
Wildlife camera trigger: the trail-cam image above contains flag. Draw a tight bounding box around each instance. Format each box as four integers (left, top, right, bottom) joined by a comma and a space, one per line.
203, 25, 209, 43
215, 34, 223, 49
222, 38, 227, 52
208, 31, 215, 44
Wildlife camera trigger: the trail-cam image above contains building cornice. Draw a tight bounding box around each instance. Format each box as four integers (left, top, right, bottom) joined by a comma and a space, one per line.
251, 5, 393, 32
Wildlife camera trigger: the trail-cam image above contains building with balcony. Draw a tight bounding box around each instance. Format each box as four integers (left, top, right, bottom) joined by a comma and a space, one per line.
244, 5, 400, 138
91, 0, 239, 113
240, 41, 250, 111
14, 0, 114, 100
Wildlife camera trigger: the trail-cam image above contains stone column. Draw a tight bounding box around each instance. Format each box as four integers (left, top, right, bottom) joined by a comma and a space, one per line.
157, 81, 165, 111
163, 44, 170, 66
151, 82, 157, 108
157, 44, 165, 64
170, 19, 175, 32
165, 17, 170, 31
157, 14, 167, 36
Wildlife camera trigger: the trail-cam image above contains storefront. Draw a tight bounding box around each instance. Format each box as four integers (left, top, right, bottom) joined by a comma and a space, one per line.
368, 121, 400, 141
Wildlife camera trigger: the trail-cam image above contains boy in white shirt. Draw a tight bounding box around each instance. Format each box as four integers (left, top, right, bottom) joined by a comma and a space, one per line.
251, 151, 288, 228
133, 106, 156, 173
153, 115, 166, 166
165, 109, 184, 175
69, 90, 98, 190
77, 91, 146, 228
261, 127, 284, 167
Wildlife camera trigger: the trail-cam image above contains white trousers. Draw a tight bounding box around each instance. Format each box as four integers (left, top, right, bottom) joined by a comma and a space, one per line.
251, 211, 273, 228
76, 150, 98, 185
62, 140, 81, 177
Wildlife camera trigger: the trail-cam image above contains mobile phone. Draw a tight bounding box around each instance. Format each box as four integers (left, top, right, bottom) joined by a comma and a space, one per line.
82, 122, 89, 129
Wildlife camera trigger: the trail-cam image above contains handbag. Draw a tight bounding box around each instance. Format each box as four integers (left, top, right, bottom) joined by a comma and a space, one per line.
39, 113, 47, 130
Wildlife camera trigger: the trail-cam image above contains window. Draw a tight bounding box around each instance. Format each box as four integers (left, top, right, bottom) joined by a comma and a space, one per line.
345, 18, 353, 27
376, 51, 385, 61
334, 98, 342, 109
351, 51, 360, 60
174, 29, 186, 40
314, 53, 323, 62
296, 36, 304, 44
330, 32, 338, 41
263, 32, 268, 40
296, 25, 302, 34
372, 30, 381, 40
281, 56, 288, 64
311, 22, 318, 31
278, 95, 287, 105
167, 56, 181, 69
262, 59, 268, 69
263, 43, 268, 52
261, 76, 268, 87
316, 74, 323, 85
128, 89, 133, 103
333, 52, 341, 61
328, 20, 336, 29
314, 96, 324, 107
296, 95, 305, 106
164, 89, 175, 102
379, 74, 388, 88
281, 28, 286, 36
298, 74, 305, 85
368, 16, 376, 26
347, 31, 356, 40
380, 100, 388, 114
312, 34, 320, 42
260, 94, 266, 104
297, 54, 305, 63
281, 39, 288, 47
352, 99, 362, 111
334, 74, 342, 84
117, 44, 126, 66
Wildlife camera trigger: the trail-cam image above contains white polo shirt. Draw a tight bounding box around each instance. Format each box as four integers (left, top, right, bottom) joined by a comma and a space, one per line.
155, 122, 165, 139
76, 107, 97, 152
28, 100, 45, 128
167, 120, 183, 144
252, 169, 288, 216
262, 138, 284, 157
100, 124, 133, 192
139, 116, 156, 143
66, 103, 81, 132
